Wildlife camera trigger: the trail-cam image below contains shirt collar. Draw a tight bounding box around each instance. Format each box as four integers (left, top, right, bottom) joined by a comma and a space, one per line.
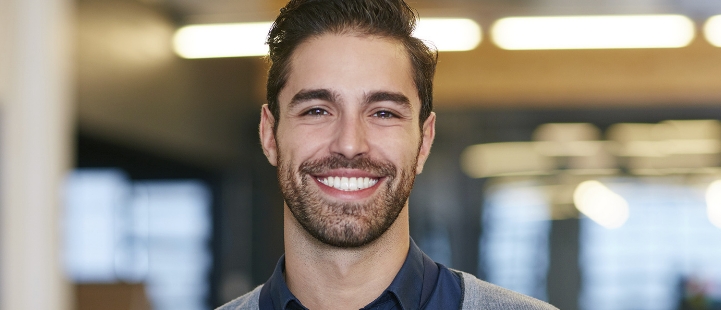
372, 238, 425, 310
266, 256, 305, 309
263, 238, 427, 310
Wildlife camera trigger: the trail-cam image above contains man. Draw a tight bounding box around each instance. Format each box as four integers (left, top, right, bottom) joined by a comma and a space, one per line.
220, 0, 557, 309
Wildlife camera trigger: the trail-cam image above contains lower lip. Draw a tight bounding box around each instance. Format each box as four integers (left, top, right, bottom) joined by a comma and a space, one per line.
313, 177, 383, 200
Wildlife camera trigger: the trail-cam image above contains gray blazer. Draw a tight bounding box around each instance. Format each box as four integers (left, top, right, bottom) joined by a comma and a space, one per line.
217, 271, 558, 309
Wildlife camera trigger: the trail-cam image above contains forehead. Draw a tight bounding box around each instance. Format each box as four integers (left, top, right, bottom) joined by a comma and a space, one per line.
280, 33, 418, 108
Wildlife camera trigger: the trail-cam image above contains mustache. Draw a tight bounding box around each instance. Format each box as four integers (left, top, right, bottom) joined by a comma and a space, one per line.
298, 154, 396, 178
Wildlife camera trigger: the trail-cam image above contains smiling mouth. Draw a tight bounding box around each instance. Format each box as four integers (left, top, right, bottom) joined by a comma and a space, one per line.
316, 176, 379, 191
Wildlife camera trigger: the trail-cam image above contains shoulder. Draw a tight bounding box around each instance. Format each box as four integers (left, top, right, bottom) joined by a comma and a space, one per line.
454, 270, 558, 310
216, 285, 263, 310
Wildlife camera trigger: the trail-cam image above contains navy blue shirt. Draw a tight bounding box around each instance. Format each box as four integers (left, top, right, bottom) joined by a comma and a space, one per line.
258, 239, 462, 310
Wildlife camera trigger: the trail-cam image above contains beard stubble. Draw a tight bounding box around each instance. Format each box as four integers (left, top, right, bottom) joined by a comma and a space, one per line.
278, 153, 418, 248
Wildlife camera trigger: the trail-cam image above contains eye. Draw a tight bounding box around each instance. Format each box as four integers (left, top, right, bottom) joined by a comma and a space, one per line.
304, 108, 329, 116
372, 110, 397, 119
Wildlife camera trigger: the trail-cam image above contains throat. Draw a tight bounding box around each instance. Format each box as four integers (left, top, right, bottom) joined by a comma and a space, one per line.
284, 254, 403, 310
281, 203, 411, 310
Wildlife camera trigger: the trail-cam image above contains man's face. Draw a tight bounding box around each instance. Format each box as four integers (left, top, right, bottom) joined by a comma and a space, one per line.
260, 33, 435, 248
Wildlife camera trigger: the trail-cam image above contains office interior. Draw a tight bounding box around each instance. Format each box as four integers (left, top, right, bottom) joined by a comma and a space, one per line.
3, 0, 721, 309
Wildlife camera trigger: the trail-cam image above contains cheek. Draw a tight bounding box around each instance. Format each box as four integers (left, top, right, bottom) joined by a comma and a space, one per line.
277, 127, 331, 164
369, 128, 421, 164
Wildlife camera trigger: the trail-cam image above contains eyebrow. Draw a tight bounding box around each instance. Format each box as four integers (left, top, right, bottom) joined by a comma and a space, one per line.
289, 89, 340, 108
364, 91, 411, 108
288, 88, 411, 109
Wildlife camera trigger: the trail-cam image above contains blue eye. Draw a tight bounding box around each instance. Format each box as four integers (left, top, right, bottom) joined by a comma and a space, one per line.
305, 108, 328, 116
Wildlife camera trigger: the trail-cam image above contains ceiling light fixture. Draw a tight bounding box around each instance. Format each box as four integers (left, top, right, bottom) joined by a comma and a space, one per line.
173, 18, 482, 59
461, 142, 554, 178
414, 18, 482, 51
573, 180, 630, 229
173, 22, 272, 59
492, 15, 695, 50
704, 15, 721, 47
706, 180, 721, 229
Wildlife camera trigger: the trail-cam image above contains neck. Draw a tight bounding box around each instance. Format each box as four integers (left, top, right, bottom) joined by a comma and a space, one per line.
283, 204, 410, 310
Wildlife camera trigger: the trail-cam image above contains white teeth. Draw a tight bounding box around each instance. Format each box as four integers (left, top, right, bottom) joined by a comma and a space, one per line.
318, 176, 379, 191
349, 177, 358, 190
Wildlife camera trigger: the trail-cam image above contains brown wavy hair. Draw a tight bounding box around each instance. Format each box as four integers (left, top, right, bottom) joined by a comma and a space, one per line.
265, 0, 438, 131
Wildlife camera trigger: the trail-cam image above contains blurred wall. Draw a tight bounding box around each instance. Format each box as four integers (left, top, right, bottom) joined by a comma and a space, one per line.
0, 0, 75, 309
76, 0, 266, 168
74, 0, 281, 306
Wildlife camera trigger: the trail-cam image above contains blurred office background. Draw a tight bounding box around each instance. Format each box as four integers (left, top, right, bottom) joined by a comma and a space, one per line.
3, 0, 721, 309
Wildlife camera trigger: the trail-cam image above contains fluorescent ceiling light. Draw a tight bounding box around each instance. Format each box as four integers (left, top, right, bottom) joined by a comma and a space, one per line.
573, 180, 629, 229
461, 142, 553, 178
174, 22, 272, 59
608, 121, 721, 157
174, 18, 481, 59
704, 15, 721, 47
706, 180, 721, 229
492, 15, 695, 50
414, 18, 481, 51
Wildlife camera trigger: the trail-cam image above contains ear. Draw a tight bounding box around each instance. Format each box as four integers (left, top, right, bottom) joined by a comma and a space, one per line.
415, 112, 436, 174
259, 104, 278, 166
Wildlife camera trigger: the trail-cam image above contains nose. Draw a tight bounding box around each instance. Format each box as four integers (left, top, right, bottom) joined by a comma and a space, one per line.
330, 114, 369, 159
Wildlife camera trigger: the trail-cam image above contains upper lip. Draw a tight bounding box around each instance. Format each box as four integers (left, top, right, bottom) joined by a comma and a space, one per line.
311, 169, 382, 179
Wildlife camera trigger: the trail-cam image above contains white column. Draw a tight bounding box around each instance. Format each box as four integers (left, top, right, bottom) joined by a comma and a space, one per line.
0, 0, 75, 308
